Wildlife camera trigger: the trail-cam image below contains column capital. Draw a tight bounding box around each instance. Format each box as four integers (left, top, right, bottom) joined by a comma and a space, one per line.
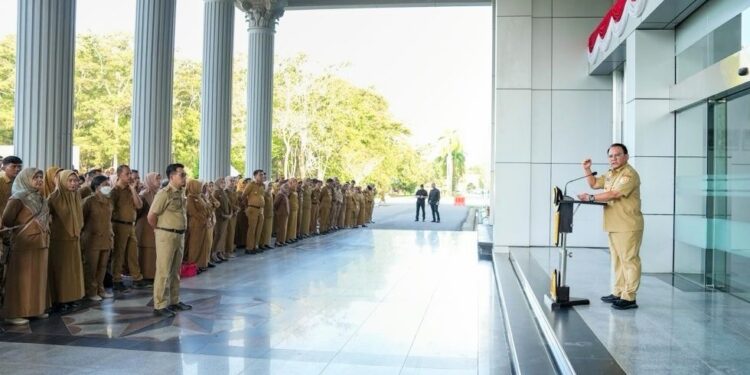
235, 0, 286, 29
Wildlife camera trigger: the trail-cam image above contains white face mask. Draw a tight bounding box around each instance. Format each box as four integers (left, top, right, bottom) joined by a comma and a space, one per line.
100, 186, 113, 196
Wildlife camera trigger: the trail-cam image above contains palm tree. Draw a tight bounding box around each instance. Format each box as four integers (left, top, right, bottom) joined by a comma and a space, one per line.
433, 130, 465, 194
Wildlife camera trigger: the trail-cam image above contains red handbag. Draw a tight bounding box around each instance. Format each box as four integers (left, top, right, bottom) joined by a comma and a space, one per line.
180, 262, 198, 278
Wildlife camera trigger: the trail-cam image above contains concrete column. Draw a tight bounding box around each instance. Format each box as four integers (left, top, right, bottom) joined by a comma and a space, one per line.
14, 0, 76, 169
131, 0, 176, 175
199, 0, 235, 180
623, 30, 676, 273
235, 0, 286, 176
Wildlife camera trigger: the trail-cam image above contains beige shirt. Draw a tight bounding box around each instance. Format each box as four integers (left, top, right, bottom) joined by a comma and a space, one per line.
149, 185, 187, 230
243, 181, 265, 208
594, 163, 644, 232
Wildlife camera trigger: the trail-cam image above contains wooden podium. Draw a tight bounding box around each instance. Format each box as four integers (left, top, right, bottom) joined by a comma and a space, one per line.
550, 186, 605, 308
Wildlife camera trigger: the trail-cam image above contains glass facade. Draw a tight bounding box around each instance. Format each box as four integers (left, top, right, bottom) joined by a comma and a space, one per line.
675, 90, 750, 301
676, 15, 742, 82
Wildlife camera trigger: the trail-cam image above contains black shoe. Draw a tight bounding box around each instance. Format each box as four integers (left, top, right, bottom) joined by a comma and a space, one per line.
415, 219, 418, 222
437, 220, 440, 223
612, 299, 638, 310
153, 308, 176, 318
169, 302, 193, 311
132, 280, 150, 289
113, 282, 130, 292
207, 262, 216, 268
600, 294, 620, 303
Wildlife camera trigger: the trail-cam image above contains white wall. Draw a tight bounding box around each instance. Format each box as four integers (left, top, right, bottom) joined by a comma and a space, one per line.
492, 0, 612, 251
623, 30, 676, 273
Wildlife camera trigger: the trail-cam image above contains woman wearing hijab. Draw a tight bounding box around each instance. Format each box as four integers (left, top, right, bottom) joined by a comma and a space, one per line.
47, 170, 85, 311
204, 182, 221, 263
82, 175, 115, 301
274, 183, 290, 247
258, 181, 274, 250
42, 166, 61, 198
212, 178, 231, 260
1, 168, 50, 325
286, 179, 299, 244
185, 180, 210, 271
224, 177, 239, 258
136, 172, 161, 281
234, 178, 250, 250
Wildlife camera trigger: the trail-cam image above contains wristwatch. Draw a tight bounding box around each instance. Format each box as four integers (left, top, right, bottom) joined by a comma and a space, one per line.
589, 194, 595, 202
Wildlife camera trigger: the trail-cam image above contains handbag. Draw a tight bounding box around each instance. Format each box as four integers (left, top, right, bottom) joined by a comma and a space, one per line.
180, 262, 198, 278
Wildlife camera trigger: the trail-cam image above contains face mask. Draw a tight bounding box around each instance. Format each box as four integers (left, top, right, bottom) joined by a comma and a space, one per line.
100, 186, 113, 196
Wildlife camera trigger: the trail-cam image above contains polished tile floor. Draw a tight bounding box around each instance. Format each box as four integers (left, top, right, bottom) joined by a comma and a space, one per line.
520, 246, 750, 375
0, 229, 510, 375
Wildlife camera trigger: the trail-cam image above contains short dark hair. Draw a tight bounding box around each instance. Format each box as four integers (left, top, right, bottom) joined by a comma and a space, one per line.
166, 163, 184, 178
608, 143, 628, 155
131, 169, 139, 175
253, 169, 264, 176
86, 168, 102, 178
2, 156, 22, 166
116, 165, 130, 176
326, 178, 333, 183
91, 175, 109, 191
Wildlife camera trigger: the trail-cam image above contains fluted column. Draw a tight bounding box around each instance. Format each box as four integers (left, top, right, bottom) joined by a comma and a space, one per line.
14, 0, 76, 169
131, 0, 176, 175
200, 0, 235, 180
235, 0, 286, 176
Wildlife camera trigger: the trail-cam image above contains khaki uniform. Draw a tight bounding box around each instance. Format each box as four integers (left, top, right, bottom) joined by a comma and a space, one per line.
225, 189, 239, 255
319, 185, 332, 233
356, 192, 366, 226
110, 185, 142, 282
212, 189, 231, 256
286, 191, 299, 241
82, 194, 113, 298
149, 184, 187, 310
364, 190, 374, 223
345, 190, 356, 228
0, 173, 13, 215
594, 163, 644, 301
259, 189, 274, 247
136, 191, 157, 280
274, 192, 289, 244
336, 188, 345, 228
310, 187, 320, 234
185, 192, 210, 268
243, 182, 265, 251
47, 189, 85, 304
300, 186, 312, 236
1, 199, 49, 319
79, 185, 93, 200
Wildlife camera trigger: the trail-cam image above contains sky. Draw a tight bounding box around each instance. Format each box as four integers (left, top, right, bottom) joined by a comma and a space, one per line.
0, 0, 492, 168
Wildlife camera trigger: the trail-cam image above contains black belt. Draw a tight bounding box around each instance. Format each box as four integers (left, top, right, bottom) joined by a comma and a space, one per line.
112, 219, 135, 225
156, 227, 186, 235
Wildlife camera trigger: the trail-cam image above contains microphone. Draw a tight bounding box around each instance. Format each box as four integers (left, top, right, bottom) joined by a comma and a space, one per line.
563, 171, 597, 197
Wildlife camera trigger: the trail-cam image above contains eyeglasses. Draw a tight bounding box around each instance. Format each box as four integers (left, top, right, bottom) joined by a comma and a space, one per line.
608, 153, 624, 158
180, 172, 187, 177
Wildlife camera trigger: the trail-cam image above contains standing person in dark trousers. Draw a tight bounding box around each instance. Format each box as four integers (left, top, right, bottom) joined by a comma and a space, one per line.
415, 184, 427, 222
428, 183, 441, 223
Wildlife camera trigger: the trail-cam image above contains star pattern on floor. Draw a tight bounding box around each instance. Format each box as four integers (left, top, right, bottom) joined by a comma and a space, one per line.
61, 290, 274, 341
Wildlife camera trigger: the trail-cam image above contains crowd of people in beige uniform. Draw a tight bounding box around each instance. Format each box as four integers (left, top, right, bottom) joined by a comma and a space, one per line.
0, 155, 377, 326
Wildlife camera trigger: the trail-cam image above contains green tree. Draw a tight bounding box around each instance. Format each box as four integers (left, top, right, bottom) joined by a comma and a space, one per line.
0, 35, 16, 144
433, 130, 466, 194
172, 60, 202, 177
74, 34, 133, 170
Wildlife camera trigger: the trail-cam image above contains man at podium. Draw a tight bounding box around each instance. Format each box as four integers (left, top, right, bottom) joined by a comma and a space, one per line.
576, 143, 643, 310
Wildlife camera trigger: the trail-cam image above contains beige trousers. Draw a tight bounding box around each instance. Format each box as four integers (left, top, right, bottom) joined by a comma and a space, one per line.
608, 231, 643, 301
153, 230, 184, 309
